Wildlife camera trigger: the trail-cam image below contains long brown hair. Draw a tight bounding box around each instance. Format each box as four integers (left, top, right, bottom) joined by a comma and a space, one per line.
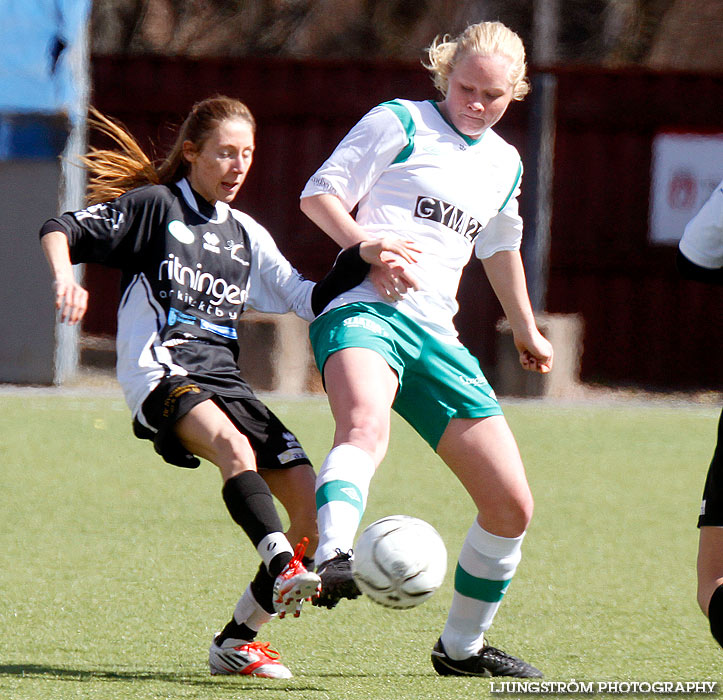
80, 96, 256, 205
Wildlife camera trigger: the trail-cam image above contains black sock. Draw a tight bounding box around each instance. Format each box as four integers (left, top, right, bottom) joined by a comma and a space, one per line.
216, 618, 257, 645
252, 551, 305, 601
268, 551, 293, 578
222, 471, 284, 548
708, 583, 723, 649
250, 561, 276, 615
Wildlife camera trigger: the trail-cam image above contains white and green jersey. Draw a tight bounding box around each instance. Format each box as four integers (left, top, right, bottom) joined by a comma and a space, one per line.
301, 98, 524, 342
679, 178, 723, 270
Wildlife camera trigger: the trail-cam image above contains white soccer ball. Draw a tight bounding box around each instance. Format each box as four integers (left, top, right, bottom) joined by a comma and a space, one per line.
351, 515, 447, 609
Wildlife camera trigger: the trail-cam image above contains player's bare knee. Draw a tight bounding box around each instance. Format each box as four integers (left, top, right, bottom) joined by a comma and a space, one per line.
213, 432, 256, 478
339, 418, 388, 463
698, 576, 723, 617
482, 494, 532, 537
506, 502, 533, 537
519, 493, 534, 528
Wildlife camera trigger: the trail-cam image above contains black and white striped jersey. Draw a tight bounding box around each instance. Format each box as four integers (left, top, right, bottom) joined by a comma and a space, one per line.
42, 178, 326, 419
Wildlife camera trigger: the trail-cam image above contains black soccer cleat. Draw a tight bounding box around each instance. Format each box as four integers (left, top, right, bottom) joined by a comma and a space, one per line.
313, 549, 361, 609
431, 638, 543, 678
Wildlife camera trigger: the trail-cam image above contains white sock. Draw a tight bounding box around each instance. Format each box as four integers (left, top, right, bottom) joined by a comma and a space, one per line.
315, 444, 375, 564
217, 585, 273, 648
233, 585, 273, 630
441, 521, 524, 660
256, 532, 293, 573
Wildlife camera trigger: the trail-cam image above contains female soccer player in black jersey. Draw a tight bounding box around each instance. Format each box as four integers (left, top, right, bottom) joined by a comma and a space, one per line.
40, 96, 416, 679
678, 178, 723, 651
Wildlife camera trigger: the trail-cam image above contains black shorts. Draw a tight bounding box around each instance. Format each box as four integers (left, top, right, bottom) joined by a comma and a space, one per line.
698, 409, 723, 528
133, 376, 311, 471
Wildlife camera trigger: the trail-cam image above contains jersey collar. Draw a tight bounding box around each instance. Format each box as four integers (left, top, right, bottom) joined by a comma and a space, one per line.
428, 100, 486, 146
176, 178, 230, 223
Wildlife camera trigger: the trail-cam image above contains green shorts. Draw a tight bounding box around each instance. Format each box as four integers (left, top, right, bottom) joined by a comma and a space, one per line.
309, 302, 502, 450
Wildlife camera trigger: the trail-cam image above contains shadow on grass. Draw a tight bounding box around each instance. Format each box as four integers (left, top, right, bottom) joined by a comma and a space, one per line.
0, 664, 326, 691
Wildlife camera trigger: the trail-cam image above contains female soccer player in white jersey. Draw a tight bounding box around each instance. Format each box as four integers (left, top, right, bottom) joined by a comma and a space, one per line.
40, 96, 415, 679
300, 22, 553, 678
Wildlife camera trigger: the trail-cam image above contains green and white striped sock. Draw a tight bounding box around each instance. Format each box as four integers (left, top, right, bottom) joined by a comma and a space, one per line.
441, 521, 524, 660
315, 444, 375, 564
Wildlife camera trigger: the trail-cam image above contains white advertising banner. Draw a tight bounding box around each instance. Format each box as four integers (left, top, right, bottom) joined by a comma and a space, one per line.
649, 133, 723, 245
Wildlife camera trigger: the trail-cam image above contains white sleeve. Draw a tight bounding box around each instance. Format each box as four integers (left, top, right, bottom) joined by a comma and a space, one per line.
475, 161, 524, 260
300, 104, 409, 211
233, 211, 315, 321
679, 180, 723, 269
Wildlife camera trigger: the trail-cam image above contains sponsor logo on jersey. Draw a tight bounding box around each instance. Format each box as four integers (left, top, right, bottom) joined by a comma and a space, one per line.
199, 318, 238, 339
225, 240, 250, 266
414, 195, 485, 242
158, 253, 248, 308
203, 231, 221, 253
168, 308, 197, 327
342, 316, 390, 337
75, 203, 125, 231
167, 307, 238, 339
168, 219, 195, 244
308, 176, 339, 197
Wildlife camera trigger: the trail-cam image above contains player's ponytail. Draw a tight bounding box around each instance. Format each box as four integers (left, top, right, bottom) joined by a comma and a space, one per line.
79, 108, 159, 205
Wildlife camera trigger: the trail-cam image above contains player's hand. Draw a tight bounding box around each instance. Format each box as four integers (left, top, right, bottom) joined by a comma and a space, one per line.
53, 275, 89, 325
515, 332, 553, 374
359, 237, 420, 267
360, 237, 422, 301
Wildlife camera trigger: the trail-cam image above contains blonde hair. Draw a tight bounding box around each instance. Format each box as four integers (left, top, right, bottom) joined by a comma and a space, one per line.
424, 21, 530, 101
80, 96, 256, 205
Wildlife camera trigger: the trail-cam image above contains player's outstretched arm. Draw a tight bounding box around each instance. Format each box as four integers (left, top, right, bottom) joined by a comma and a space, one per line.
482, 250, 553, 374
311, 237, 421, 315
302, 193, 421, 299
301, 193, 366, 248
40, 231, 89, 325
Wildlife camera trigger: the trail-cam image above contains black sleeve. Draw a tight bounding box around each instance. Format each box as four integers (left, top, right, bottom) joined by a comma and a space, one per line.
37, 186, 167, 268
40, 218, 72, 237
311, 243, 370, 316
676, 249, 723, 286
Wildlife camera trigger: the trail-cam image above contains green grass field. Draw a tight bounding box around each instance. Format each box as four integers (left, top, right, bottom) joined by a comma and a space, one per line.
0, 390, 720, 699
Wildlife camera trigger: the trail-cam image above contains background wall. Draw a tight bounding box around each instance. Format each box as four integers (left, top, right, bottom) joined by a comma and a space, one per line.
548, 68, 723, 390
84, 55, 722, 393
